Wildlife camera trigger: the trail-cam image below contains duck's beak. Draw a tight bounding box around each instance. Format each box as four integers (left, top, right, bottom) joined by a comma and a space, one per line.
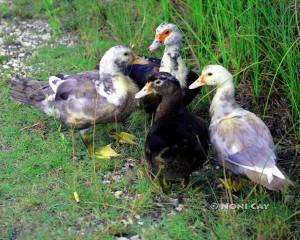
148, 33, 165, 52
148, 36, 161, 52
135, 82, 154, 99
189, 74, 206, 89
131, 53, 147, 64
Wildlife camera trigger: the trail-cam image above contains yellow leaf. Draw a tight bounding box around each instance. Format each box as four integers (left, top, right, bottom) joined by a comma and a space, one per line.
93, 144, 120, 159
109, 130, 137, 145
73, 191, 80, 203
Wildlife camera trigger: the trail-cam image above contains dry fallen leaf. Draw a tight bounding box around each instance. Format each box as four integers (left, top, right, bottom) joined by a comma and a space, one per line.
109, 130, 137, 145
73, 191, 80, 203
93, 144, 120, 159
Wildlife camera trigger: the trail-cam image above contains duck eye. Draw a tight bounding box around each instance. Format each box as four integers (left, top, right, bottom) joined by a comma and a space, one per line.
124, 52, 129, 56
154, 80, 162, 85
208, 73, 213, 76
165, 30, 170, 35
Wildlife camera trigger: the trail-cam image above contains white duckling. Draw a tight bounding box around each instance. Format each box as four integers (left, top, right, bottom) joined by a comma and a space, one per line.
189, 65, 293, 191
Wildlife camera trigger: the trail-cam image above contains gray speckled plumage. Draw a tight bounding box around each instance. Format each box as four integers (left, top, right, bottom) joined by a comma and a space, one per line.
50, 74, 137, 129
10, 46, 139, 130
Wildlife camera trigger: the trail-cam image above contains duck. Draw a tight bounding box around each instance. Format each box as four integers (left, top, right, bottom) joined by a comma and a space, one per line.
135, 72, 209, 192
189, 64, 293, 191
10, 45, 144, 157
148, 22, 199, 105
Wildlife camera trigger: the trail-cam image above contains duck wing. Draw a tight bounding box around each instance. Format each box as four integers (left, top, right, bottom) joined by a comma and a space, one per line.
54, 72, 139, 129
127, 64, 159, 88
53, 76, 121, 129
126, 58, 161, 114
183, 70, 199, 105
52, 70, 99, 83
210, 110, 291, 190
54, 76, 97, 101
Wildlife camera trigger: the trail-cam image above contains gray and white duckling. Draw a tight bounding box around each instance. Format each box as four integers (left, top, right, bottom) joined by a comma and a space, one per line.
189, 65, 293, 191
148, 22, 199, 106
10, 45, 143, 157
135, 72, 209, 192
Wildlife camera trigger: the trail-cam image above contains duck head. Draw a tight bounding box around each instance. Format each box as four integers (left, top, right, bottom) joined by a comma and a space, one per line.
189, 65, 233, 89
148, 23, 182, 51
135, 72, 181, 99
99, 45, 142, 74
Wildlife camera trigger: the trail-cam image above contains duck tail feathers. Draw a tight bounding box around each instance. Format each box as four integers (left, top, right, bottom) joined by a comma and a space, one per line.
10, 76, 51, 108
244, 166, 294, 191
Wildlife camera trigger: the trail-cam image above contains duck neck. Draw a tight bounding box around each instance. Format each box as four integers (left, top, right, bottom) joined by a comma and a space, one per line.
210, 79, 239, 121
98, 61, 127, 93
99, 59, 124, 80
160, 44, 188, 88
155, 90, 186, 121
97, 62, 138, 105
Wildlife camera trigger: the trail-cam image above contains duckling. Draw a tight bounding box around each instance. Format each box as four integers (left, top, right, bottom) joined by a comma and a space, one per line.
189, 65, 293, 191
10, 45, 144, 157
135, 72, 209, 191
148, 22, 199, 105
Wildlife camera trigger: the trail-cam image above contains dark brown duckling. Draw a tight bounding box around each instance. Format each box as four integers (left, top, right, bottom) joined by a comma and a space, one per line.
135, 72, 209, 191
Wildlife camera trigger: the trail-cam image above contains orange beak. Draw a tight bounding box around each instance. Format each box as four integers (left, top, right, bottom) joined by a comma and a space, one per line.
188, 74, 206, 89
135, 82, 154, 99
148, 37, 161, 52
